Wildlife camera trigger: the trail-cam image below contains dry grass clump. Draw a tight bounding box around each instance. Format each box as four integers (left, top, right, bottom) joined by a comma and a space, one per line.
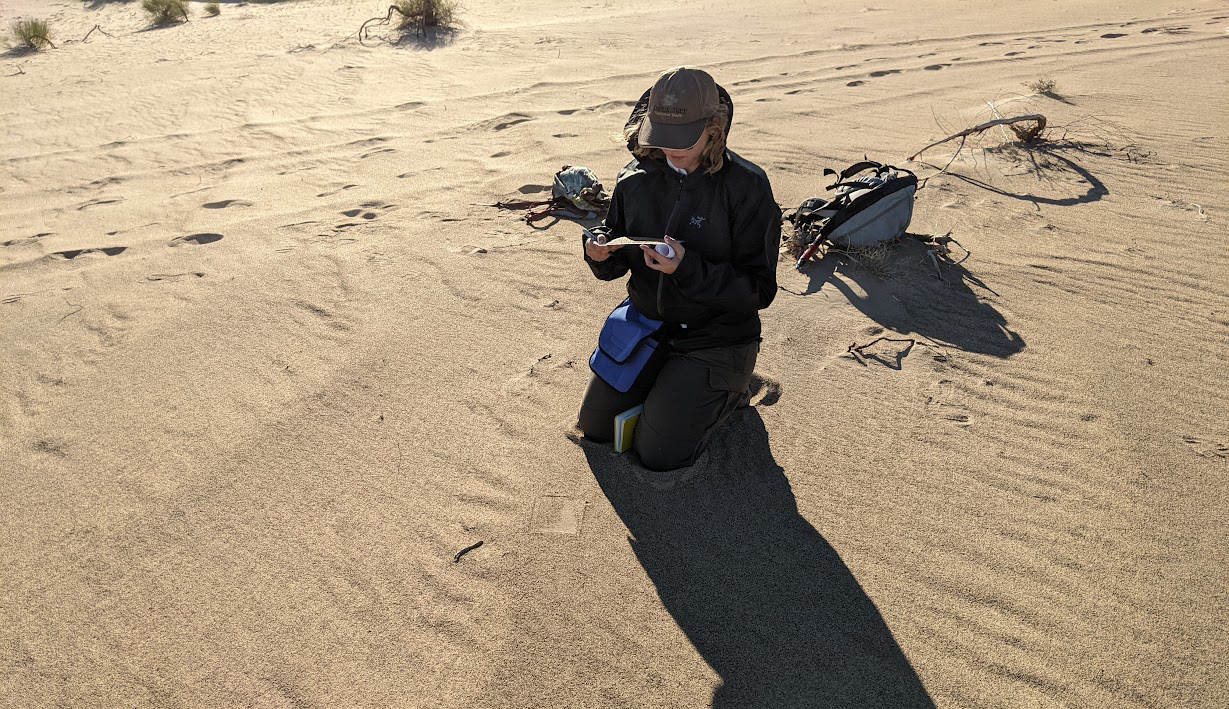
837, 242, 899, 279
393, 0, 459, 32
204, 3, 220, 17
9, 18, 53, 50
142, 0, 189, 26
1024, 76, 1058, 95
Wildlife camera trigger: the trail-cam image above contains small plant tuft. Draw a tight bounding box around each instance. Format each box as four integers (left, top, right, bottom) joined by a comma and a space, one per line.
142, 0, 190, 26
841, 242, 898, 279
1024, 76, 1058, 95
10, 18, 54, 50
393, 0, 459, 33
204, 3, 220, 16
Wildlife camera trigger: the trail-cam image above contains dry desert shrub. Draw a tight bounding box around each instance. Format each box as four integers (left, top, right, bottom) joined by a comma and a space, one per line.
394, 0, 459, 32
9, 18, 53, 49
1024, 76, 1058, 94
142, 0, 189, 26
204, 3, 220, 16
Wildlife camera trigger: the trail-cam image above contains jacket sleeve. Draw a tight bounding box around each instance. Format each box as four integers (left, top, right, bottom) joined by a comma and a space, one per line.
583, 184, 631, 281
669, 184, 780, 313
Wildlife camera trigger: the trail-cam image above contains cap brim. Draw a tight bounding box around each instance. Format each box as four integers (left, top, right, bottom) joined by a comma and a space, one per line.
638, 117, 706, 151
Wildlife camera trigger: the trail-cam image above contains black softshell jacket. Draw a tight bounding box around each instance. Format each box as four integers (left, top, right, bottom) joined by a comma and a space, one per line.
584, 148, 781, 351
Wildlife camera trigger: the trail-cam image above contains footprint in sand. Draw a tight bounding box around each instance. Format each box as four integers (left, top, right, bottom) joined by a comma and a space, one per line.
316, 184, 357, 198
925, 379, 972, 427
1004, 51, 1025, 56
76, 198, 123, 211
2, 232, 52, 247
340, 201, 395, 220
360, 147, 396, 159
169, 233, 223, 247
1182, 435, 1229, 459
493, 114, 534, 131
51, 246, 128, 259
924, 64, 951, 71
846, 80, 865, 87
748, 374, 781, 407
869, 69, 901, 77
202, 199, 254, 209
1100, 33, 1127, 38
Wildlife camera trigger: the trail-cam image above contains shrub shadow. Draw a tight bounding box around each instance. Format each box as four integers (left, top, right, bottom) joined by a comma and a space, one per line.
2, 46, 40, 58
582, 409, 936, 708
943, 145, 1109, 207
392, 26, 459, 50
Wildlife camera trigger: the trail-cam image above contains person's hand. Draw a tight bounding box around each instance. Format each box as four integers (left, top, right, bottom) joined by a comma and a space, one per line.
641, 236, 685, 275
585, 235, 620, 262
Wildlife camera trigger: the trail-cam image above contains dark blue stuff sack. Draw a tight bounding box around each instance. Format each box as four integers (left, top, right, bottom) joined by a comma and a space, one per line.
589, 299, 663, 393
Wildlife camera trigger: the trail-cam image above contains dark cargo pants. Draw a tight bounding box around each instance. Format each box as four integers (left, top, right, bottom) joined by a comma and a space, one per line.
578, 340, 759, 471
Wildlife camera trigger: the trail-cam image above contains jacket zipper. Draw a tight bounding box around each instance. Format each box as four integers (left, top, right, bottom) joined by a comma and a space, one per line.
657, 174, 686, 317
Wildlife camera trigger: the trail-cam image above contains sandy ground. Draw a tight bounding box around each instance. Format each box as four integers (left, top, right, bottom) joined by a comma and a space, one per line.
2, 1, 1227, 707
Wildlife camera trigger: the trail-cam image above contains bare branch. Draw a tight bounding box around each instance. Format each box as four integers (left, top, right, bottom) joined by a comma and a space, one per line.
82, 25, 115, 43
909, 114, 1047, 161
358, 6, 412, 46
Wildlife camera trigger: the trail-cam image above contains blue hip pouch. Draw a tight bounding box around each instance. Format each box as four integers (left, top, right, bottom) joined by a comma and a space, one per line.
589, 299, 663, 393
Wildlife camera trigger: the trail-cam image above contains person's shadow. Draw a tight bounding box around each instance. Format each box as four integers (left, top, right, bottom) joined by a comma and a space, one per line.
581, 408, 936, 708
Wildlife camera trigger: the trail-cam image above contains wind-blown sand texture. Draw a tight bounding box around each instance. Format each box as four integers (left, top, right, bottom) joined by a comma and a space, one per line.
2, 1, 1227, 706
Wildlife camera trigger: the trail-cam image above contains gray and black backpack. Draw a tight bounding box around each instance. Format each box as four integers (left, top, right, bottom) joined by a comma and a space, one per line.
786, 160, 918, 269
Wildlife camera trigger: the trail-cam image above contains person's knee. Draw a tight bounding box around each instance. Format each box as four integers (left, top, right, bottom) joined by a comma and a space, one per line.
576, 409, 613, 442
633, 426, 697, 471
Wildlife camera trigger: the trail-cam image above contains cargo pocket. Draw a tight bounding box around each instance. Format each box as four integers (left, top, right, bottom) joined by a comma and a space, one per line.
706, 342, 759, 402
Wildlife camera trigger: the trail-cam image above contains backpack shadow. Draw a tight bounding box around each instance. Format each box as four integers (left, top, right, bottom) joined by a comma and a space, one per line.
801, 237, 1025, 359
582, 408, 937, 708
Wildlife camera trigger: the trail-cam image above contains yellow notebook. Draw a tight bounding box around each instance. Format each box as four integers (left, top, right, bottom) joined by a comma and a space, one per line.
613, 405, 644, 453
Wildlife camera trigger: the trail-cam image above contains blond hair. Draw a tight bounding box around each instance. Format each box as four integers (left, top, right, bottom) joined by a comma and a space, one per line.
623, 105, 729, 175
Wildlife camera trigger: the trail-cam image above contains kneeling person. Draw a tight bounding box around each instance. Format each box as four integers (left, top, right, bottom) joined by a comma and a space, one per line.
578, 66, 781, 471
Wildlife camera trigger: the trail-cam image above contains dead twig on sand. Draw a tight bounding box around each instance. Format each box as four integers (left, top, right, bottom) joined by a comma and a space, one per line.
913, 231, 969, 279
4, 66, 26, 77
453, 540, 483, 563
848, 336, 953, 367
63, 25, 115, 45
847, 337, 916, 367
909, 114, 1047, 162
56, 298, 83, 326
358, 6, 409, 46
80, 25, 115, 43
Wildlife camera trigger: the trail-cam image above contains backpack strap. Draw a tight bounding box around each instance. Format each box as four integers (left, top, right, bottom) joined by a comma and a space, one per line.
494, 197, 586, 224
823, 160, 884, 189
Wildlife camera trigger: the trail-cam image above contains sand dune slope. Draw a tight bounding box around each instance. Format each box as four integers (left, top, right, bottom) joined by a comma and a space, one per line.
2, 1, 1227, 707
